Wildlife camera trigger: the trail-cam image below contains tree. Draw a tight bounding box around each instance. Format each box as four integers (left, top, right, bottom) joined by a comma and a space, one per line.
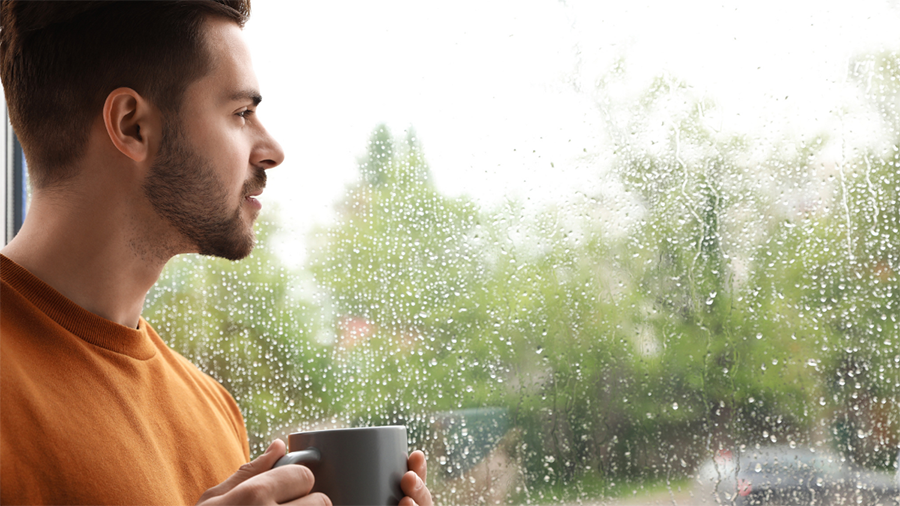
309, 124, 486, 425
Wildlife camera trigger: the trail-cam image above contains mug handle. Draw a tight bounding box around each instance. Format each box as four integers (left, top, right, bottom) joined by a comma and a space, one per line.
273, 447, 321, 468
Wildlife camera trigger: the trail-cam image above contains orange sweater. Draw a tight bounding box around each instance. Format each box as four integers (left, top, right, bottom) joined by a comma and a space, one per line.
0, 255, 250, 505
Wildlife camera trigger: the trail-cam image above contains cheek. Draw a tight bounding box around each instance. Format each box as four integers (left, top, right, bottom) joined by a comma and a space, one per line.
214, 135, 251, 194
191, 123, 254, 199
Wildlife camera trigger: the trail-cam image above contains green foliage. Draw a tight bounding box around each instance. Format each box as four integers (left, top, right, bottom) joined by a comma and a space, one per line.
143, 50, 900, 499
309, 124, 490, 426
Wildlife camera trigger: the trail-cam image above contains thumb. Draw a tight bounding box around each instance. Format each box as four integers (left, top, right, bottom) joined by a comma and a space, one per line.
198, 439, 287, 502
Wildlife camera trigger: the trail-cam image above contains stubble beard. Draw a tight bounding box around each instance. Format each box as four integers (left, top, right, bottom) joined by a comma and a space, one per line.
143, 119, 265, 261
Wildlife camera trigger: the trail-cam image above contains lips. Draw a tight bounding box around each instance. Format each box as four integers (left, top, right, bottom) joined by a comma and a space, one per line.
244, 183, 265, 198
244, 188, 264, 210
242, 171, 267, 210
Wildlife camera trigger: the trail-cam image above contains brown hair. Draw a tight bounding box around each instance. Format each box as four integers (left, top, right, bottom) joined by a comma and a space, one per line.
0, 0, 251, 189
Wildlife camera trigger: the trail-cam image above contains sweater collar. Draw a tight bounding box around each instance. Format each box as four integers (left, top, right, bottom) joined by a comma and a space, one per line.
1, 254, 157, 360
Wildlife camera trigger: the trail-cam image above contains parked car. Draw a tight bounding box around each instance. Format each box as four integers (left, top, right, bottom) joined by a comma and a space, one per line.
696, 445, 899, 505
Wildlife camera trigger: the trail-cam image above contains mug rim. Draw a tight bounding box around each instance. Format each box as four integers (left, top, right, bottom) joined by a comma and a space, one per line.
288, 425, 406, 437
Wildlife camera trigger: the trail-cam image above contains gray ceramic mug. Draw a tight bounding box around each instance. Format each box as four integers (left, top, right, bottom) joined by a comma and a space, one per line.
273, 425, 408, 506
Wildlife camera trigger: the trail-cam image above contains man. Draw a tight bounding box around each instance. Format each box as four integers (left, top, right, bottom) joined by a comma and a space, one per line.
0, 2, 433, 505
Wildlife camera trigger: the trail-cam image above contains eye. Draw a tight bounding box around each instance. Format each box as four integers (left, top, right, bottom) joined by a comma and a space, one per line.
236, 109, 255, 119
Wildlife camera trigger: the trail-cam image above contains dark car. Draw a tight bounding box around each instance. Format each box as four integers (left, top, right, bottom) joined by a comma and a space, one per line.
696, 445, 899, 505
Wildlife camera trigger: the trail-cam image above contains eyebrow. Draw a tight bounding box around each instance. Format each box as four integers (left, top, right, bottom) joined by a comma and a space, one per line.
228, 90, 263, 106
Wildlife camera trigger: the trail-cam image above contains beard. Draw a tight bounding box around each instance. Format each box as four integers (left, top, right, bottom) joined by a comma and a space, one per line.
142, 119, 265, 261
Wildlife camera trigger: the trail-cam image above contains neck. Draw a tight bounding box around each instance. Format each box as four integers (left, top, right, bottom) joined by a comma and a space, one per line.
2, 185, 185, 328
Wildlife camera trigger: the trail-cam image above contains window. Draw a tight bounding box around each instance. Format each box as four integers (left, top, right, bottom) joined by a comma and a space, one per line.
2, 100, 27, 246
0, 103, 6, 244
7, 2, 899, 504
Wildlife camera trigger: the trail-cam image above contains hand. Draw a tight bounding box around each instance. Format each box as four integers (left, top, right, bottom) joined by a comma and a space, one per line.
196, 439, 332, 506
399, 450, 433, 506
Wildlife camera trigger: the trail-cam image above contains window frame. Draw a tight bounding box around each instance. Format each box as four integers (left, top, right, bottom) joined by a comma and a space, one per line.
3, 100, 27, 246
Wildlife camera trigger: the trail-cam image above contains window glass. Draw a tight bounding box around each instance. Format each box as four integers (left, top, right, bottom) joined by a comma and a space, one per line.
145, 2, 900, 503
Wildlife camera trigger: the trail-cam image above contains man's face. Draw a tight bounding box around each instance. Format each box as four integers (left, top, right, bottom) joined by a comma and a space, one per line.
143, 17, 284, 260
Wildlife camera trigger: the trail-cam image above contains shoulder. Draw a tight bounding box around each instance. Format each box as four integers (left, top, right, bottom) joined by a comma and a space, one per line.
143, 318, 237, 399
141, 318, 250, 459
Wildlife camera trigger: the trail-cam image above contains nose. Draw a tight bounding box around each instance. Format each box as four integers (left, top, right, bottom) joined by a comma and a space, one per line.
252, 124, 285, 170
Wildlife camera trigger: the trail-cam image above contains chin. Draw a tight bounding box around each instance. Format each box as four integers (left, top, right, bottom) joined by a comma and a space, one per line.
203, 238, 254, 261
196, 225, 256, 261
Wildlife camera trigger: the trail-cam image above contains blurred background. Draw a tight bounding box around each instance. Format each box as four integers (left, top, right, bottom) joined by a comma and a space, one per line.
12, 0, 898, 504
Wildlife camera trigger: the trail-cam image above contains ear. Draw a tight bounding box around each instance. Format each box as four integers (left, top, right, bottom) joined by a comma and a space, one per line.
102, 87, 160, 163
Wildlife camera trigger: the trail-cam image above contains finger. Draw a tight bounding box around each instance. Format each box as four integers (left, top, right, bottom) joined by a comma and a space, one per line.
285, 491, 332, 506
229, 464, 317, 505
400, 470, 432, 506
408, 450, 427, 481
199, 439, 287, 500
398, 497, 418, 506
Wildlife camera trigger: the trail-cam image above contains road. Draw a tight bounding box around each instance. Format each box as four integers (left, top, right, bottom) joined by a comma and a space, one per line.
561, 489, 711, 506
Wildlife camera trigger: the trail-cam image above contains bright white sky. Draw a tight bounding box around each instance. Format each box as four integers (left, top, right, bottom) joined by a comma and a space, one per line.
242, 0, 900, 266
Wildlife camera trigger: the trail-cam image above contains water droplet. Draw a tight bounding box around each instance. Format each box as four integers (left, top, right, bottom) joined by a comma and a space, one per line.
755, 333, 763, 340
672, 402, 679, 411
754, 463, 762, 473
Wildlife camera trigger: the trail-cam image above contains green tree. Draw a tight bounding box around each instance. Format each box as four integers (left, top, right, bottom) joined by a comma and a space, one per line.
309, 124, 486, 425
